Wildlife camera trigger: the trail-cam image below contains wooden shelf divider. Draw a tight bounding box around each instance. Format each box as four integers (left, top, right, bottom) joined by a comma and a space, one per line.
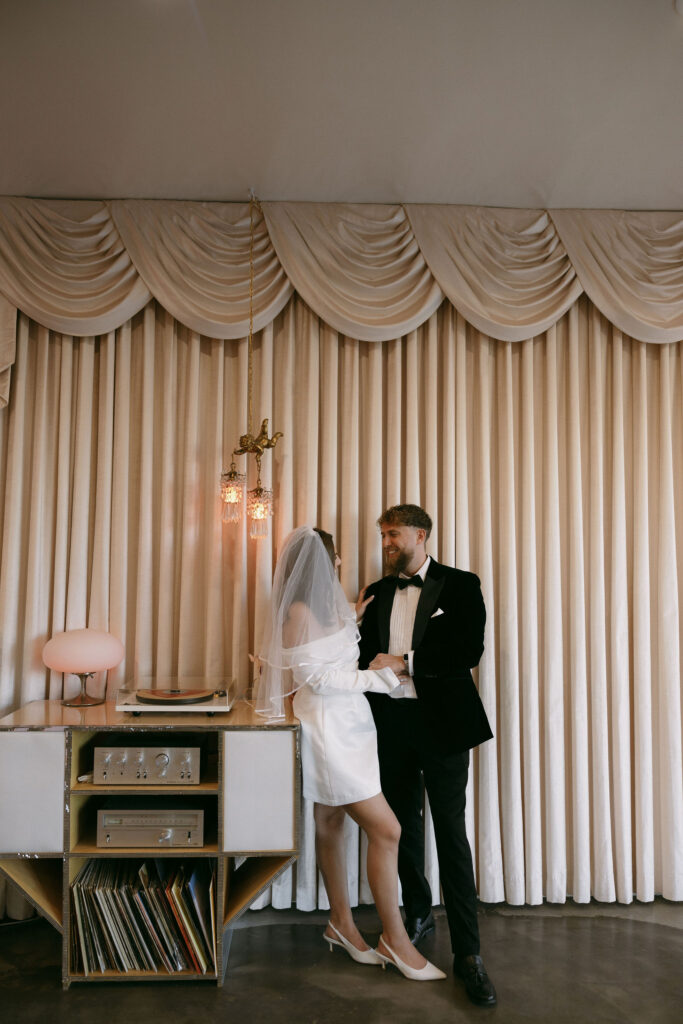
0, 858, 63, 932
224, 854, 296, 927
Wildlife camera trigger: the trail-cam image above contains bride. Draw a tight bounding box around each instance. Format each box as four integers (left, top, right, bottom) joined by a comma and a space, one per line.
256, 525, 445, 981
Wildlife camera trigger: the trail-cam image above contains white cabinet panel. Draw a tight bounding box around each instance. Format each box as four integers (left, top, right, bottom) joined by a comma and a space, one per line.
0, 732, 65, 853
223, 730, 295, 852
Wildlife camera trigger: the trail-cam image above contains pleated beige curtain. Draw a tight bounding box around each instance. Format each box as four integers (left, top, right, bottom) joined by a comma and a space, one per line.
1, 293, 681, 913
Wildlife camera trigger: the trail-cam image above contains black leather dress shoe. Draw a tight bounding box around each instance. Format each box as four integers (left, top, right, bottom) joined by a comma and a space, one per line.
404, 911, 435, 945
454, 954, 497, 1007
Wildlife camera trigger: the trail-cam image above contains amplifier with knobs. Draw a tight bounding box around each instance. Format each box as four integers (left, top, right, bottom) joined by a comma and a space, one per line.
93, 746, 201, 784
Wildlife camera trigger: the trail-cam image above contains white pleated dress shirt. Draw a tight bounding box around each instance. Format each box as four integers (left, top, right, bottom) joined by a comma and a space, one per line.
388, 556, 431, 699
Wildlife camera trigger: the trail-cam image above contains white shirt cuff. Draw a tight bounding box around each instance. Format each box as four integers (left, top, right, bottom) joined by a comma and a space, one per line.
392, 678, 418, 699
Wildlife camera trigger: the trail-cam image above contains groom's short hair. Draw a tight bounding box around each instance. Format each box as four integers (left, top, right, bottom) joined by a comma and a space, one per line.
378, 504, 432, 539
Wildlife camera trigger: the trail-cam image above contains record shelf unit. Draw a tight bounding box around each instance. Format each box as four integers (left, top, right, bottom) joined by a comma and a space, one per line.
0, 699, 300, 988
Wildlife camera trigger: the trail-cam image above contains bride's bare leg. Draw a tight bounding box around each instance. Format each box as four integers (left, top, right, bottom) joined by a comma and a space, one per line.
345, 794, 427, 969
314, 803, 371, 951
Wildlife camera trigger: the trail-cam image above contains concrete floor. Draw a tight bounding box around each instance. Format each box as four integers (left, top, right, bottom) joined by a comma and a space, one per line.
1, 900, 683, 1023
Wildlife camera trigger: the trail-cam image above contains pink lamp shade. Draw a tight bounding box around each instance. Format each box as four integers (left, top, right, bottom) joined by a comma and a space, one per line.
43, 629, 124, 674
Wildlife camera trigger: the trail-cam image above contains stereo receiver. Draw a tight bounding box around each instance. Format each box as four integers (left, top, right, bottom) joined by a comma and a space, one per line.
96, 807, 204, 848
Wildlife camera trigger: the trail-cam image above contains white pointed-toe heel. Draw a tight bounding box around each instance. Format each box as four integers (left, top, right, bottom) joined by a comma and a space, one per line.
324, 921, 384, 965
376, 937, 447, 980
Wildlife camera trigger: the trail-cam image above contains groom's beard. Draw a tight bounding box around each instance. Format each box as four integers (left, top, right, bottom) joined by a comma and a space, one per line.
384, 549, 412, 576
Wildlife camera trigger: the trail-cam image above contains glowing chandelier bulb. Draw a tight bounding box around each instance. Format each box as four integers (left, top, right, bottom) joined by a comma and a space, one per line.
247, 484, 273, 538
220, 464, 246, 523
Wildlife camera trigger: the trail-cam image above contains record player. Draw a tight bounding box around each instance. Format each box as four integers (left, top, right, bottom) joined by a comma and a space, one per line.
116, 678, 236, 714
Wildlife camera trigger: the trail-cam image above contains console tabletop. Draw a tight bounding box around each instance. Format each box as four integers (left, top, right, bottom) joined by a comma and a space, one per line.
0, 698, 297, 731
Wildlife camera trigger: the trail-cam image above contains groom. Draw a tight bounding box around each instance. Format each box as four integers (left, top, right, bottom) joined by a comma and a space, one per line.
358, 504, 496, 1007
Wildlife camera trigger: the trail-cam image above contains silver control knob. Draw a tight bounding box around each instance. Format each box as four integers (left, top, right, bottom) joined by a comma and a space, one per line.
155, 753, 170, 768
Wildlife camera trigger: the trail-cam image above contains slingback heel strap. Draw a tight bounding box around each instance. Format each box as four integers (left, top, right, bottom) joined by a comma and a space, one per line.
324, 921, 384, 966
376, 937, 447, 981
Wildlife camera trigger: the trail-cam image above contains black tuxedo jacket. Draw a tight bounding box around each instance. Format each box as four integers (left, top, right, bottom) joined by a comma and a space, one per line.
359, 559, 493, 755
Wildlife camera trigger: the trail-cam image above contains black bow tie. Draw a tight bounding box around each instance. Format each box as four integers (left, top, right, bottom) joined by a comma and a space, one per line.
396, 575, 423, 590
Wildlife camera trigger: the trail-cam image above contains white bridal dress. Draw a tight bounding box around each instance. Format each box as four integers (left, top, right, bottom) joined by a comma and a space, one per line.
289, 625, 400, 806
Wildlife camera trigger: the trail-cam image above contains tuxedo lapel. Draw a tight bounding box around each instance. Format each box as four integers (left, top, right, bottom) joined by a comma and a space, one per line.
412, 566, 444, 650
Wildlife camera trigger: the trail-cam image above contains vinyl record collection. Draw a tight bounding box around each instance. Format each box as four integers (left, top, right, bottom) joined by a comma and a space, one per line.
70, 859, 217, 975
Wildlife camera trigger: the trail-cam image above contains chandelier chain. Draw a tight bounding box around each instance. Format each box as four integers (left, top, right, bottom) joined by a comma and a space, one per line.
247, 195, 255, 438
221, 190, 281, 537
247, 190, 263, 440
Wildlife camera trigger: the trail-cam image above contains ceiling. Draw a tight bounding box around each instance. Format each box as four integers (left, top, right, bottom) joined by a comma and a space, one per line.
1, 0, 682, 209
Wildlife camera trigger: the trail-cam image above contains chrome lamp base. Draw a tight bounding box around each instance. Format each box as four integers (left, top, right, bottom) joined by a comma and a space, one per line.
62, 672, 105, 708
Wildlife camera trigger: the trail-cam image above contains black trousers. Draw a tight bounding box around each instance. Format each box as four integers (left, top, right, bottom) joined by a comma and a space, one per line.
373, 696, 480, 958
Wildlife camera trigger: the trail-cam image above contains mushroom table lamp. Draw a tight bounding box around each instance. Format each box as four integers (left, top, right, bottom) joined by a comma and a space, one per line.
42, 629, 125, 707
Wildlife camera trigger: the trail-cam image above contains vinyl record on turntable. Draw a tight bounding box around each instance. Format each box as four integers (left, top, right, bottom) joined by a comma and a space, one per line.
134, 688, 215, 705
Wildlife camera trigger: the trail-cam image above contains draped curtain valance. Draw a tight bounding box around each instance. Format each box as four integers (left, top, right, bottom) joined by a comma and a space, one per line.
1, 197, 683, 406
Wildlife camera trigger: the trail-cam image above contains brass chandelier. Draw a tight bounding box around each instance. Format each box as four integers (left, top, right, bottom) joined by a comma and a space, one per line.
221, 194, 282, 538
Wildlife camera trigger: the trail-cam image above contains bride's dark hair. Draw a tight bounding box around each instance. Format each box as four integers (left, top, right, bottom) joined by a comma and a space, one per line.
311, 528, 336, 624
313, 528, 335, 567
277, 528, 337, 626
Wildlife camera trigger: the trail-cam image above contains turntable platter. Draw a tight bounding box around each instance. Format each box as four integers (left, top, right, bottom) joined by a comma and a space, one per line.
134, 688, 215, 705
